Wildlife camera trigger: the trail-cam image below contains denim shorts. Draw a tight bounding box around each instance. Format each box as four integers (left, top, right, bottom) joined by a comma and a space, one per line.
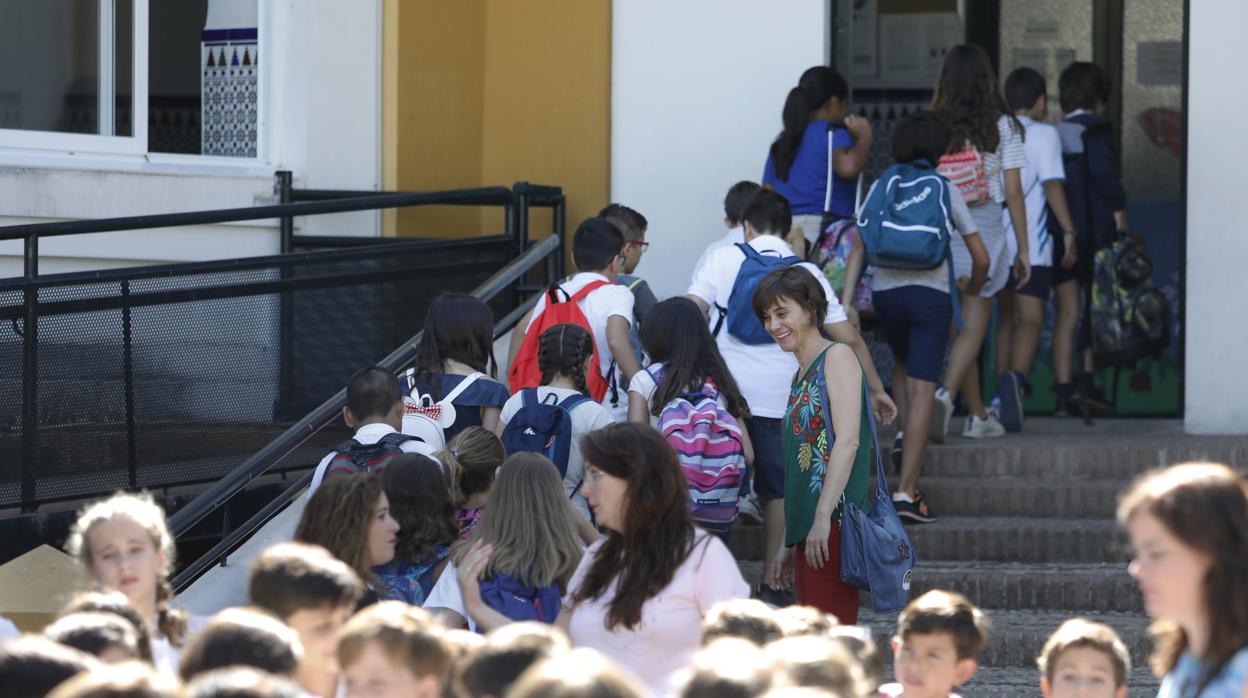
746, 416, 785, 500
872, 286, 952, 383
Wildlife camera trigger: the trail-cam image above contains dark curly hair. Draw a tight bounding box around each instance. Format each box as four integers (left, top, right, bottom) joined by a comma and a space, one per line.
931, 44, 1022, 154
538, 323, 594, 396
381, 454, 458, 563
573, 423, 700, 630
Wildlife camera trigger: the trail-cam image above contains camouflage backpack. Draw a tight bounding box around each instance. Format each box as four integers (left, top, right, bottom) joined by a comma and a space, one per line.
1090, 237, 1170, 367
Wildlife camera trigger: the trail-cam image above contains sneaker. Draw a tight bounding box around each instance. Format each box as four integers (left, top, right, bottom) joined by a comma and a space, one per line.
963, 412, 1006, 439
737, 492, 764, 525
930, 387, 953, 444
997, 371, 1025, 433
892, 491, 936, 524
890, 431, 904, 475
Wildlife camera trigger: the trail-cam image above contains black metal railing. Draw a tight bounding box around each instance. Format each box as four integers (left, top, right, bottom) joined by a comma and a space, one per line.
1, 175, 564, 515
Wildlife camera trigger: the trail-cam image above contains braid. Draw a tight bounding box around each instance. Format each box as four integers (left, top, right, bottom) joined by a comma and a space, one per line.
538, 323, 594, 395
155, 578, 187, 647
571, 332, 591, 396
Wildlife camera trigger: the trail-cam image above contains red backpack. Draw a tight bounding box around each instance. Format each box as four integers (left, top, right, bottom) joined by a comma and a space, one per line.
509, 282, 610, 401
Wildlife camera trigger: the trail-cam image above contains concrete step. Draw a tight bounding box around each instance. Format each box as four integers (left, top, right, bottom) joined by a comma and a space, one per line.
729, 518, 1128, 564
955, 666, 1159, 698
915, 477, 1126, 519
736, 560, 1141, 614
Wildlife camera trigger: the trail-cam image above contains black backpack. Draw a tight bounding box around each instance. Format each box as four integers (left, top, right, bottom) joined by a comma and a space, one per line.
1090, 237, 1170, 367
315, 433, 423, 487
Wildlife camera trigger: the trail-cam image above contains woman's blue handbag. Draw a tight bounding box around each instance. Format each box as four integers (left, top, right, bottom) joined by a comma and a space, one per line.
816, 358, 916, 613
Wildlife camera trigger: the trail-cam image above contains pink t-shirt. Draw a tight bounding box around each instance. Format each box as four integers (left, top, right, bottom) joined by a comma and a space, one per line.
565, 531, 749, 696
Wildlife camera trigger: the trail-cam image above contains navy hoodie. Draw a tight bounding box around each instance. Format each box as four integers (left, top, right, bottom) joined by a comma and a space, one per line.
1056, 112, 1127, 250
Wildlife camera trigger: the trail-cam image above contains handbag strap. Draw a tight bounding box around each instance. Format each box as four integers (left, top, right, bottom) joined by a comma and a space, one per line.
813, 345, 889, 504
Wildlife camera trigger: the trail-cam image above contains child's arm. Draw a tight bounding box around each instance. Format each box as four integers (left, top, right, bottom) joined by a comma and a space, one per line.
1042, 180, 1079, 268
1085, 127, 1128, 230
607, 315, 641, 382
833, 115, 874, 179
627, 390, 650, 424
961, 233, 990, 296
839, 237, 866, 329
480, 406, 501, 433
455, 542, 513, 633
1003, 167, 1030, 288
739, 420, 755, 466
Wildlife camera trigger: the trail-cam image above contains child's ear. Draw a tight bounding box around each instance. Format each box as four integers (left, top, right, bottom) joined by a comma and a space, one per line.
1040, 676, 1052, 698
890, 635, 902, 654
954, 658, 978, 685
743, 221, 758, 239
1114, 685, 1127, 698
342, 406, 357, 429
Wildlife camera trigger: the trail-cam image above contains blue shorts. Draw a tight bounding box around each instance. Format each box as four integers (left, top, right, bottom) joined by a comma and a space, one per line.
746, 416, 784, 500
1006, 265, 1053, 301
872, 286, 952, 383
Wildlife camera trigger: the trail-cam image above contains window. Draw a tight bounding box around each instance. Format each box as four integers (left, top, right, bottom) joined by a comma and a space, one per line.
0, 0, 262, 161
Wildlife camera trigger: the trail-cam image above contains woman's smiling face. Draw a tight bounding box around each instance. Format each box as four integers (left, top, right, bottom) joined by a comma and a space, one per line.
761, 294, 817, 353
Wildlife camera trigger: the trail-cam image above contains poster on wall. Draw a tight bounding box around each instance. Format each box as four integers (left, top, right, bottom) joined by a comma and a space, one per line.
851, 0, 878, 78
878, 12, 962, 87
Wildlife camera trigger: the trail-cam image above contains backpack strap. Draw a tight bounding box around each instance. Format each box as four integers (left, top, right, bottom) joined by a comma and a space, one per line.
521, 388, 541, 408
442, 372, 485, 404
377, 432, 420, 450
568, 280, 611, 303
558, 393, 592, 411
625, 277, 645, 292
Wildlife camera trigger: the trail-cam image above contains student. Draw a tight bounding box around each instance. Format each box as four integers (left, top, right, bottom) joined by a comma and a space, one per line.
66, 492, 192, 676
687, 187, 895, 603
248, 542, 364, 698
826, 625, 887, 690
58, 591, 155, 664
880, 590, 990, 698
1052, 62, 1129, 415
993, 67, 1080, 432
1119, 462, 1248, 697
598, 204, 658, 421
294, 472, 400, 608
44, 612, 144, 664
310, 365, 438, 493
773, 605, 838, 638
764, 66, 873, 245
752, 267, 873, 621
499, 323, 616, 524
564, 424, 749, 696
438, 427, 507, 541
1037, 618, 1131, 698
0, 635, 100, 698
451, 622, 571, 698
508, 648, 648, 698
177, 607, 301, 682
403, 293, 510, 438
428, 453, 584, 631
47, 661, 182, 698
931, 44, 1029, 442
679, 638, 775, 698
336, 602, 454, 698
186, 666, 304, 698
841, 111, 989, 523
374, 454, 459, 606
509, 217, 642, 408
700, 599, 782, 647
692, 181, 763, 285
764, 635, 873, 696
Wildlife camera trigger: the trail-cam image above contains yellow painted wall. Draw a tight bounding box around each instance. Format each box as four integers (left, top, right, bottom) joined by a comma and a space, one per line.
383, 0, 611, 249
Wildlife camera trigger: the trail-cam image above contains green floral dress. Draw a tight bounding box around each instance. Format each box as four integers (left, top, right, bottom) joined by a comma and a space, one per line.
780, 344, 873, 547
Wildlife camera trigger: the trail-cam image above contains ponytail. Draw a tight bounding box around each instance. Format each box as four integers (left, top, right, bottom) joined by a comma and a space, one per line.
155, 578, 188, 647
770, 66, 850, 182
538, 323, 594, 397
436, 426, 505, 506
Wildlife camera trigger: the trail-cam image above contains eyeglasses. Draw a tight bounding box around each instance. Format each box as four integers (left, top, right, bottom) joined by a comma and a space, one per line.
630, 240, 650, 255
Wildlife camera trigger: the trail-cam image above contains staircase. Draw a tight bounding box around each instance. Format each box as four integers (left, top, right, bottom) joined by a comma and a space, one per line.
732, 418, 1248, 697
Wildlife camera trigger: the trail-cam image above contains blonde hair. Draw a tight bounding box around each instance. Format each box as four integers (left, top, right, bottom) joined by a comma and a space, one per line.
451, 452, 583, 591
336, 602, 451, 680
66, 492, 187, 647
437, 427, 506, 506
774, 606, 839, 637
1037, 618, 1130, 687
46, 660, 181, 698
765, 636, 873, 697
508, 648, 647, 698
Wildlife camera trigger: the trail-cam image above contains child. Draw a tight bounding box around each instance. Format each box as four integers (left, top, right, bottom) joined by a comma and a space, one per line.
452, 622, 571, 698
374, 454, 459, 606
310, 365, 437, 493
294, 472, 400, 608
882, 590, 990, 698
993, 67, 1080, 432
178, 607, 301, 682
1037, 618, 1130, 698
1052, 62, 1129, 415
404, 293, 510, 438
764, 635, 872, 696
437, 427, 507, 540
48, 662, 181, 698
679, 638, 776, 698
841, 111, 989, 524
248, 542, 364, 697
336, 602, 454, 698
687, 187, 894, 603
509, 217, 642, 409
499, 323, 615, 524
599, 203, 658, 421
58, 591, 155, 663
765, 66, 873, 244
427, 453, 584, 632
44, 612, 144, 664
693, 181, 763, 284
508, 648, 647, 698
700, 599, 782, 647
0, 635, 99, 698
67, 492, 191, 676
931, 44, 1029, 443
185, 666, 305, 698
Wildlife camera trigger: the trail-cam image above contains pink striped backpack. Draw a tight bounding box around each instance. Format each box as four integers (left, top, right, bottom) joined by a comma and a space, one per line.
650, 368, 746, 534
936, 145, 990, 206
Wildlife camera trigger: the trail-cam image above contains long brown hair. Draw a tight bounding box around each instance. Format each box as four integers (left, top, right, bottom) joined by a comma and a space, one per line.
573, 423, 699, 630
296, 473, 386, 588
1118, 462, 1248, 687
931, 44, 1022, 154
451, 453, 583, 591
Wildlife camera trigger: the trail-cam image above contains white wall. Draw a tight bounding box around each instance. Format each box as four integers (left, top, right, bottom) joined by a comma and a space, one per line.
1184, 2, 1247, 434
611, 0, 828, 299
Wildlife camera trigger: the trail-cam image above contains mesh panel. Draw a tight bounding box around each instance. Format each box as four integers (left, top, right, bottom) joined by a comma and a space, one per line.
0, 238, 515, 509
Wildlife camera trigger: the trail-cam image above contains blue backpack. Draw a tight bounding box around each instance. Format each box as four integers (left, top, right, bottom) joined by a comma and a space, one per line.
478, 573, 561, 628
500, 389, 590, 478
724, 242, 803, 344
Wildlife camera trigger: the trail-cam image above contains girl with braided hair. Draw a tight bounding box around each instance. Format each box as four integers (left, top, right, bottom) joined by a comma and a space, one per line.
498, 323, 615, 531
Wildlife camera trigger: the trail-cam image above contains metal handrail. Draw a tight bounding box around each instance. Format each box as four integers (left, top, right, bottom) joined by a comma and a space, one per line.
166, 232, 560, 541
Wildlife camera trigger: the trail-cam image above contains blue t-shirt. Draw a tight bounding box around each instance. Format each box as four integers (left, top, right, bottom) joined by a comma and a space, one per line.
1159, 646, 1248, 698
763, 120, 856, 217
405, 373, 510, 441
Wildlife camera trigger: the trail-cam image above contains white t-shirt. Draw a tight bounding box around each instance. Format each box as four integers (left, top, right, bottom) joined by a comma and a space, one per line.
565, 532, 749, 697
309, 423, 438, 494
424, 560, 475, 632
687, 235, 848, 419
871, 178, 979, 294
1005, 115, 1065, 267
692, 228, 745, 332
524, 272, 635, 381
0, 615, 18, 643
627, 363, 730, 427
982, 114, 1028, 205
499, 386, 615, 521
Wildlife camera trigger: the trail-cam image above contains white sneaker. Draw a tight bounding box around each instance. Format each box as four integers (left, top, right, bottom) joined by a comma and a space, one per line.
930, 387, 953, 444
738, 492, 764, 525
963, 413, 1006, 439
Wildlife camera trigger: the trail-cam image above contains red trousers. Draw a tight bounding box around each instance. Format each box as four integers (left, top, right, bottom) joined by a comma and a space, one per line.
794, 523, 860, 625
